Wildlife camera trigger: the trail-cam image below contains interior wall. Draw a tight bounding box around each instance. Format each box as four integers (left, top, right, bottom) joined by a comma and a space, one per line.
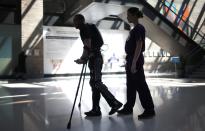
43, 26, 174, 75
0, 25, 21, 76
21, 0, 44, 78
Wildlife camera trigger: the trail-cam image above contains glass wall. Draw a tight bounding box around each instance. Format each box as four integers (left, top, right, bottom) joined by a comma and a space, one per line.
0, 36, 12, 75
0, 1, 21, 76
146, 0, 205, 46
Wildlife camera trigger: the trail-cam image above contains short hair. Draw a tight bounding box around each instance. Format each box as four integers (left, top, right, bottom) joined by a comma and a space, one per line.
74, 14, 85, 23
127, 7, 143, 18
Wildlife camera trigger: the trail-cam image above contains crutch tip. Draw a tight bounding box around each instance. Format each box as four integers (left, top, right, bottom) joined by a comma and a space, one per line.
78, 103, 81, 107
67, 122, 71, 129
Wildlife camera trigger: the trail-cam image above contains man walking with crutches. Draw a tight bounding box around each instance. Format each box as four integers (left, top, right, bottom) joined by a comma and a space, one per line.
73, 14, 122, 117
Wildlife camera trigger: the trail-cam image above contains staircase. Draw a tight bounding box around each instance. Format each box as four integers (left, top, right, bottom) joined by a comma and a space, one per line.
137, 0, 205, 78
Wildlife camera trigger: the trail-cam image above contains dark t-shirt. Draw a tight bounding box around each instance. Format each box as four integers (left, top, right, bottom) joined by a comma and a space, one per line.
79, 23, 103, 53
125, 24, 145, 68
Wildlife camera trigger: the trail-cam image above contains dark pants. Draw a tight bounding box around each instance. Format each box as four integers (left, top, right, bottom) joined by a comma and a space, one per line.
88, 55, 117, 109
124, 59, 154, 111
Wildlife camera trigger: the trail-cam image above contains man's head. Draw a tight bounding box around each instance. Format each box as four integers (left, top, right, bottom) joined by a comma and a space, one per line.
73, 14, 85, 29
127, 7, 143, 23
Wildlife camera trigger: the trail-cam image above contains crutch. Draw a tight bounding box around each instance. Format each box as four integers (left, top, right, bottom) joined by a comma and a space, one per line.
78, 62, 87, 108
67, 62, 86, 129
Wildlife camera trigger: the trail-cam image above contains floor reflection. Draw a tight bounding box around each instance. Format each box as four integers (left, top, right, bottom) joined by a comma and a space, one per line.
0, 76, 205, 131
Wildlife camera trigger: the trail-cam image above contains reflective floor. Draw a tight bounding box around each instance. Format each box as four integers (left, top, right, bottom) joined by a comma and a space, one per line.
1, 74, 205, 131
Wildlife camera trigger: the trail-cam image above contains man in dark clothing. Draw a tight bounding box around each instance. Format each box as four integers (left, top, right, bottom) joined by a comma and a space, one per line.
73, 14, 122, 117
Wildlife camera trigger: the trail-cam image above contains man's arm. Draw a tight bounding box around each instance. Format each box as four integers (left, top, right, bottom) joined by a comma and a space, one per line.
80, 38, 91, 59
83, 39, 91, 49
75, 38, 91, 64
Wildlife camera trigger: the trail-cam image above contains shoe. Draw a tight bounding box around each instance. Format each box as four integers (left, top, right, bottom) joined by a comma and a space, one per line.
138, 110, 155, 119
109, 101, 123, 115
84, 110, 102, 117
117, 108, 133, 115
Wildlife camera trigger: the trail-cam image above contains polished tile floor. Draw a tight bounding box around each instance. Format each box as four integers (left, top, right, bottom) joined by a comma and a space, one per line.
0, 74, 205, 131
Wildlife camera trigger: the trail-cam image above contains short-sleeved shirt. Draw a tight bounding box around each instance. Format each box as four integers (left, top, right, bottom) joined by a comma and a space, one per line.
79, 23, 103, 53
125, 24, 145, 66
